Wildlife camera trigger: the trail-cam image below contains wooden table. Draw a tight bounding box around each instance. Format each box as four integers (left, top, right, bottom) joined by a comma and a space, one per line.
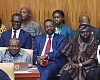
15, 70, 40, 80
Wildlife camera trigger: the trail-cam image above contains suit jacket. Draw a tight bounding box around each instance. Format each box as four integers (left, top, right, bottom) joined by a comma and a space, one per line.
0, 69, 10, 80
33, 33, 67, 68
72, 26, 100, 40
0, 29, 32, 49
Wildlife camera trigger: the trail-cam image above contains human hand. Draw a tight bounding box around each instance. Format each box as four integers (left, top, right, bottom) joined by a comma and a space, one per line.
67, 61, 74, 67
72, 63, 79, 69
37, 56, 47, 63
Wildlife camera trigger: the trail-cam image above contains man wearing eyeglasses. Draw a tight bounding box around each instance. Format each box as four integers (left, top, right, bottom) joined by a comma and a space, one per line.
0, 13, 32, 49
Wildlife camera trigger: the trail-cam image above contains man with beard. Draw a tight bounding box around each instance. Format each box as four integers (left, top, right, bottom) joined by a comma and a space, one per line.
20, 7, 42, 47
33, 19, 67, 80
0, 13, 32, 49
59, 23, 100, 80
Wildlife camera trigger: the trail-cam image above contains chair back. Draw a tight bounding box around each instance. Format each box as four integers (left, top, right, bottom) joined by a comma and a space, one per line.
0, 63, 15, 80
21, 48, 33, 58
0, 47, 7, 51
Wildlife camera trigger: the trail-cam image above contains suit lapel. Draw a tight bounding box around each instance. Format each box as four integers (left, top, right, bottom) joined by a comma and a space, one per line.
52, 34, 57, 44
40, 34, 46, 55
18, 29, 23, 40
9, 29, 12, 39
52, 34, 58, 49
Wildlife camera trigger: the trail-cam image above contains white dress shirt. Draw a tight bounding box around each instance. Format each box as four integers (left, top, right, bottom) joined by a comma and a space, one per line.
11, 28, 20, 38
41, 34, 54, 56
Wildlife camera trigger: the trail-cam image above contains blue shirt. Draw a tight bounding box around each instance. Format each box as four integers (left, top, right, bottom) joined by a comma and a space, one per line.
0, 49, 32, 64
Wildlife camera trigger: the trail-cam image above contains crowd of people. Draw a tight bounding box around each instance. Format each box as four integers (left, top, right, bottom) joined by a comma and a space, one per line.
0, 7, 100, 80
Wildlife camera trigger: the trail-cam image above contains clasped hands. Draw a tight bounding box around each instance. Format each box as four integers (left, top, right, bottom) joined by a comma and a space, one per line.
37, 56, 48, 66
66, 61, 80, 69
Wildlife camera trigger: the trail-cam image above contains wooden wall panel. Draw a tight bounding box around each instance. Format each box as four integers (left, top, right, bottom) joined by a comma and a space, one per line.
0, 0, 100, 33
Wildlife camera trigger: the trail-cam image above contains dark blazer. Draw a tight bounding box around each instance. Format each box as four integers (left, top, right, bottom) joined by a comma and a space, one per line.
33, 33, 67, 69
0, 29, 32, 49
72, 26, 100, 40
0, 69, 10, 80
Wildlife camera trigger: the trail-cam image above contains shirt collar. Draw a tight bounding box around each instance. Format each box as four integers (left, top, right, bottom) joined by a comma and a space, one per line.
46, 33, 54, 38
12, 28, 20, 33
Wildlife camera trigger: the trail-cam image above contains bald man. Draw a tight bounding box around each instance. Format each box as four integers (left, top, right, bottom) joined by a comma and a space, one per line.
0, 38, 32, 65
20, 7, 42, 47
72, 14, 100, 40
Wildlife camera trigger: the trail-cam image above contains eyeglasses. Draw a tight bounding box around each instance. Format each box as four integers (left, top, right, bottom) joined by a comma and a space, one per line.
11, 20, 22, 24
44, 25, 54, 28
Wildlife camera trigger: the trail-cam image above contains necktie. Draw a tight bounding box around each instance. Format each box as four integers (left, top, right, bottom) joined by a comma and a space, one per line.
13, 30, 16, 38
45, 36, 51, 54
44, 36, 51, 66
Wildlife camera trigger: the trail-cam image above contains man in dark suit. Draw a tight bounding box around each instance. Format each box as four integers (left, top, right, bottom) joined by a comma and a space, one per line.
72, 14, 100, 40
0, 69, 10, 80
0, 13, 32, 49
33, 19, 67, 80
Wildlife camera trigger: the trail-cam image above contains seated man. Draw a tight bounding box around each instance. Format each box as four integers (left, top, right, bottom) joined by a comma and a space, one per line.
0, 38, 32, 66
0, 69, 10, 80
59, 24, 99, 80
0, 13, 32, 49
33, 19, 67, 80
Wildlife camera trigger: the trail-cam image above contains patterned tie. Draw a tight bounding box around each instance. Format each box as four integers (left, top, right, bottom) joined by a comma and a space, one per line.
44, 36, 51, 66
13, 30, 16, 38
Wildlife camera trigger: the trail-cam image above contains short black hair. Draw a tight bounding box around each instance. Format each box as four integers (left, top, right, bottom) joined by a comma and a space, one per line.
44, 19, 54, 25
12, 13, 22, 20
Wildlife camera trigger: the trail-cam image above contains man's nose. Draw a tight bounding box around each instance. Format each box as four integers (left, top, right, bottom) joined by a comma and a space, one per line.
12, 47, 16, 49
48, 26, 51, 29
20, 12, 24, 15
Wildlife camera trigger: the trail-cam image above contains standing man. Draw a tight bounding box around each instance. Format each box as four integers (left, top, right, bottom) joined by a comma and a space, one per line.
33, 19, 67, 80
20, 7, 42, 47
72, 14, 100, 40
0, 13, 32, 49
